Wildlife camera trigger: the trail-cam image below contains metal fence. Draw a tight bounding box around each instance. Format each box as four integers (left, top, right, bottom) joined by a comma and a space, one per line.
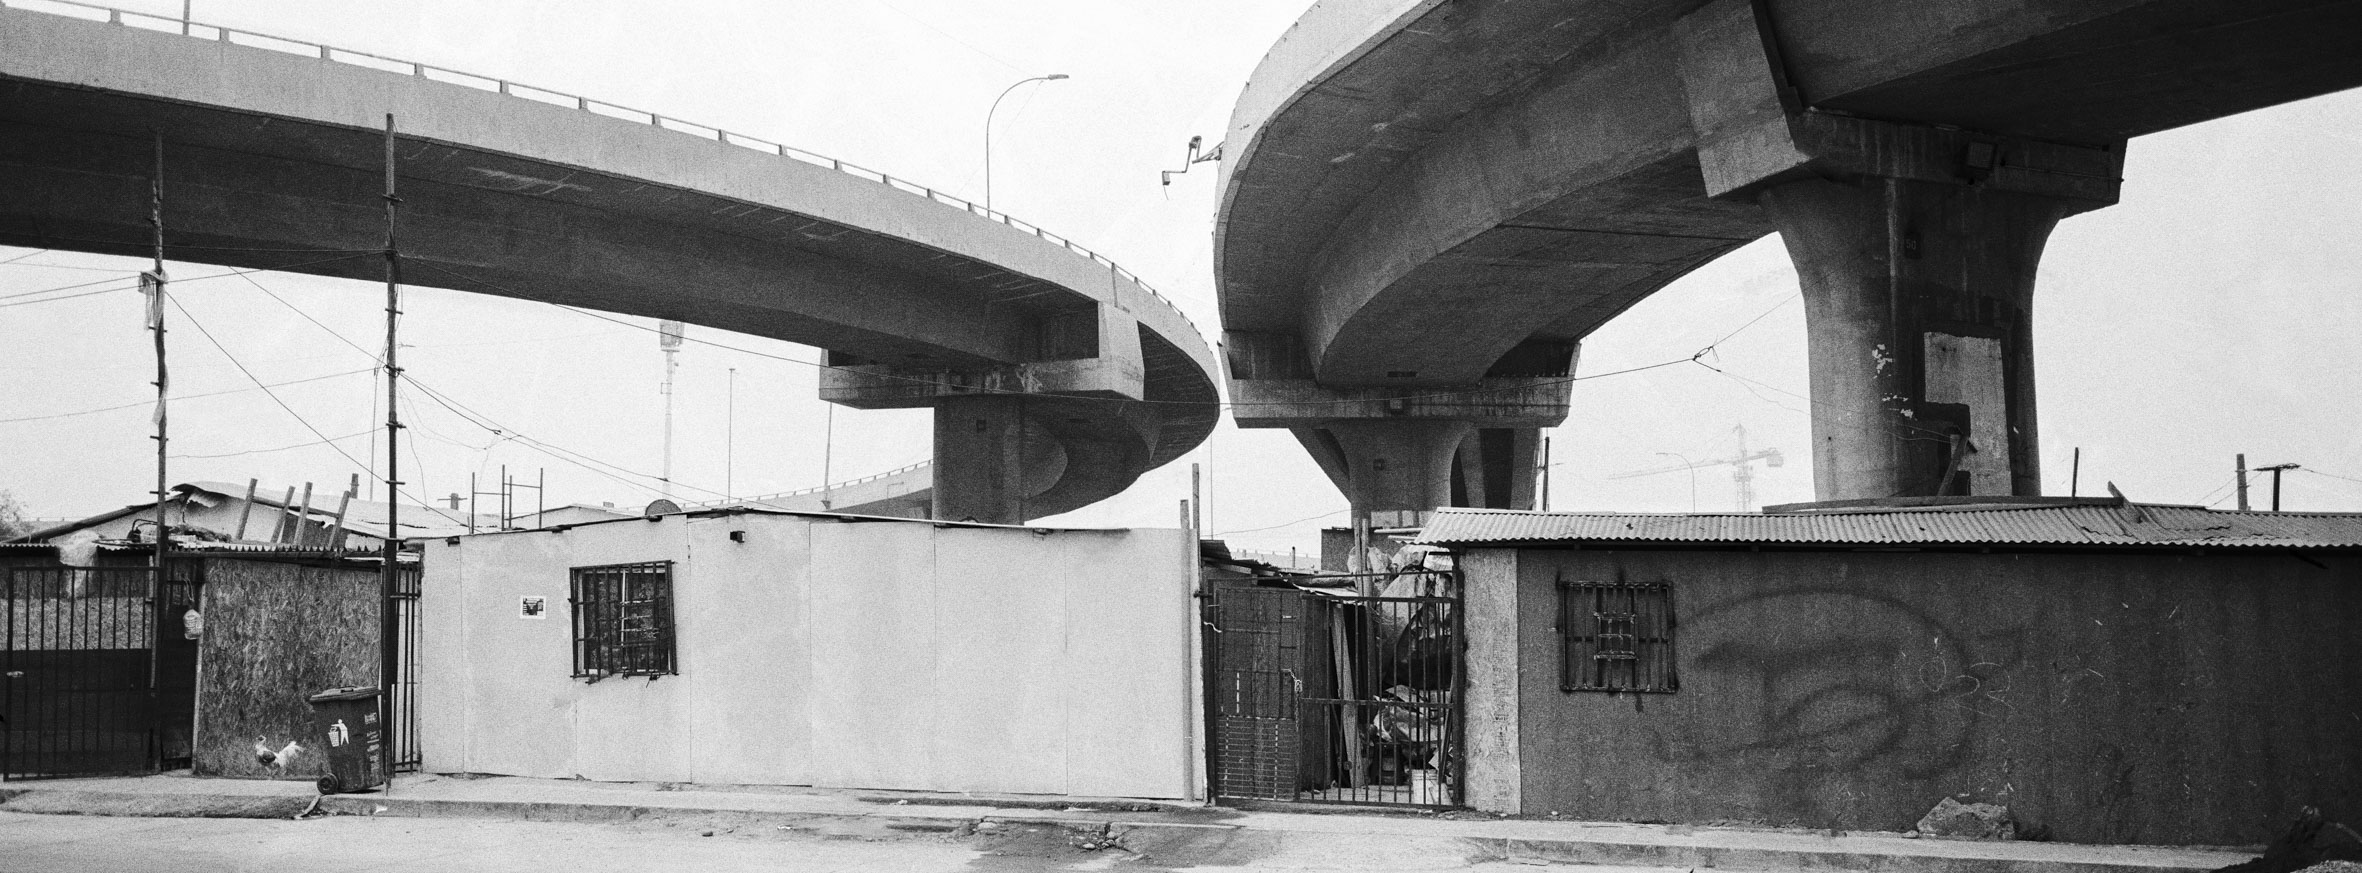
1, 566, 189, 780
1204, 572, 1463, 808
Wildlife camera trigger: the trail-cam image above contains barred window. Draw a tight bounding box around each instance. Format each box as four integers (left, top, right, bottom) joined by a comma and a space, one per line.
571, 561, 676, 679
1558, 577, 1676, 693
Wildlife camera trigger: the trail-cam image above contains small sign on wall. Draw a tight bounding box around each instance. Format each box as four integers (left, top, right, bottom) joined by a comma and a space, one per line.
520, 596, 548, 619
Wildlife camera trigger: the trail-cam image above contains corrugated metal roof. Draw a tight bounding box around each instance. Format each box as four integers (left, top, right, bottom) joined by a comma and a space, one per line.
1415, 503, 2362, 549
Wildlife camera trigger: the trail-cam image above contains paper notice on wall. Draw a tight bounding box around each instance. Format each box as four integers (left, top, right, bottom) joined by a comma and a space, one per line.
1923, 332, 2010, 493
520, 596, 547, 619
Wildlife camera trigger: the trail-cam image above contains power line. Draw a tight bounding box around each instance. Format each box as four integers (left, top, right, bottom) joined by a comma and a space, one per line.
171, 429, 374, 459
0, 253, 377, 309
164, 292, 467, 525
406, 261, 1706, 411
0, 367, 376, 425
1213, 507, 1348, 538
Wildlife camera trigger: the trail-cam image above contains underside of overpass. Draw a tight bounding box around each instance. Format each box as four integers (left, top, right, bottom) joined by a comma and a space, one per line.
0, 6, 1220, 524
1217, 0, 2362, 513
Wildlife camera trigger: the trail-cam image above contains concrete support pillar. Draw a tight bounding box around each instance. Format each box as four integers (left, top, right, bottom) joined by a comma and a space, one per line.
1453, 427, 1543, 510
1296, 420, 1476, 531
1674, 0, 2124, 501
931, 395, 1030, 524
1762, 177, 2074, 500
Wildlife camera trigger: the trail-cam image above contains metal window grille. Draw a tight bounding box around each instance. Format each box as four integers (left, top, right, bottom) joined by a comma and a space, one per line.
1558, 577, 1676, 693
569, 561, 675, 679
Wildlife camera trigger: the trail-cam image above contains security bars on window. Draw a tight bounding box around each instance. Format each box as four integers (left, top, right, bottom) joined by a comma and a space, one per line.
570, 561, 676, 679
1557, 577, 1676, 693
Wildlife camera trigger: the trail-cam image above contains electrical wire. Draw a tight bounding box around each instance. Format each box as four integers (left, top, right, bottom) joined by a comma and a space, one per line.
0, 253, 377, 309
0, 367, 377, 425
2300, 467, 2362, 486
171, 429, 374, 459
1213, 507, 1348, 538
229, 262, 742, 502
164, 292, 468, 525
405, 261, 1704, 410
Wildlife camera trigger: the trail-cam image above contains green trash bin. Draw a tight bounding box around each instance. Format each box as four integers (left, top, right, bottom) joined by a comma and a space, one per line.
306, 686, 386, 795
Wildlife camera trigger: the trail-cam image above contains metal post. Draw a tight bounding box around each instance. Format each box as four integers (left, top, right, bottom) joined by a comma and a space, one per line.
725, 367, 736, 499
983, 74, 1068, 212
2071, 447, 2082, 498
2236, 454, 2250, 511
820, 402, 834, 510
379, 113, 403, 787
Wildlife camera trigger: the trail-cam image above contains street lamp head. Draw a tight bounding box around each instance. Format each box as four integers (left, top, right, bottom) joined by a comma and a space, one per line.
1045, 73, 1070, 80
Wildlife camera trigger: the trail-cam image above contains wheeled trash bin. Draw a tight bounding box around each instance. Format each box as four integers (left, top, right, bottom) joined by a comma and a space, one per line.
306, 686, 386, 794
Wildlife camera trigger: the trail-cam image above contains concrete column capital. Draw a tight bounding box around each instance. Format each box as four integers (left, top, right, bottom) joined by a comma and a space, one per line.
1673, 0, 2126, 207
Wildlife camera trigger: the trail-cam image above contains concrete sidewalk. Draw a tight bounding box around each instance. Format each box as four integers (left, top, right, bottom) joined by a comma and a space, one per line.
0, 773, 2255, 873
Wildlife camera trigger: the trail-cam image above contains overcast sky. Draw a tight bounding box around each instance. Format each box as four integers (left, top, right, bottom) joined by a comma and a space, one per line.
3, 0, 2358, 554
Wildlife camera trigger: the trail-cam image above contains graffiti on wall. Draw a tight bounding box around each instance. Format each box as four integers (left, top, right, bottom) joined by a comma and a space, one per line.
1646, 587, 2025, 825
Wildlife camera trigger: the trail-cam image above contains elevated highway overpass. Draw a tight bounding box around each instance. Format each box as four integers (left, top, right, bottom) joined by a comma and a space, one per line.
1218, 0, 2362, 521
0, 2, 1220, 524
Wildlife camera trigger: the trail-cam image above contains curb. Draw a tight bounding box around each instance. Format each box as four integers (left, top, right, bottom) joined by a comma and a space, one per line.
0, 786, 2250, 873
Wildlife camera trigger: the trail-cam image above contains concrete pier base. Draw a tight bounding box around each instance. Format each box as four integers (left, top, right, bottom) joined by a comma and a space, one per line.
1761, 177, 2082, 500
931, 395, 1065, 524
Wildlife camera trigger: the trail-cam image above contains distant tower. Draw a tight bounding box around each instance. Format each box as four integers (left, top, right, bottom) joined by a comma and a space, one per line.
658, 319, 685, 498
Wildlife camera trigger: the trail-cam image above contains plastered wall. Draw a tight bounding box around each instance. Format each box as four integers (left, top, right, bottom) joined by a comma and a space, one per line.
1480, 547, 2362, 846
420, 513, 1190, 797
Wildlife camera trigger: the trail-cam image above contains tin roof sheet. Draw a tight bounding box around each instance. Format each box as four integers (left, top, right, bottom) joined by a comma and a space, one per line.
1415, 503, 2362, 549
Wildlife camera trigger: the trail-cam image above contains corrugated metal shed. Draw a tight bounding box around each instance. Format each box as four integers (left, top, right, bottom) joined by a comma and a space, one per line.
1416, 502, 2362, 549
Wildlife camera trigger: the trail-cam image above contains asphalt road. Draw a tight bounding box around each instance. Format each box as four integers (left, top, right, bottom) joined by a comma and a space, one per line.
0, 809, 1620, 872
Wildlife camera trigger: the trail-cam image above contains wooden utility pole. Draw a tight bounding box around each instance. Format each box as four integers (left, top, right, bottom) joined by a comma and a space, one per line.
2235, 454, 2250, 511
145, 133, 169, 770
2255, 462, 2299, 512
380, 113, 404, 785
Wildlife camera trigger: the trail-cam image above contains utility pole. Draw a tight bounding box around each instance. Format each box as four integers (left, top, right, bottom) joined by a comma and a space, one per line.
2235, 454, 2250, 511
2255, 462, 2299, 512
379, 113, 404, 787
144, 133, 169, 770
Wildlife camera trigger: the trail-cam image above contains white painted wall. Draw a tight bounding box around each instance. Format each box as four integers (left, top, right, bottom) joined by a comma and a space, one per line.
420, 512, 1191, 798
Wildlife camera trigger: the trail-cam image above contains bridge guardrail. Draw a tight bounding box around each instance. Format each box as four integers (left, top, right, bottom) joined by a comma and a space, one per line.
2, 0, 1202, 335
674, 460, 931, 511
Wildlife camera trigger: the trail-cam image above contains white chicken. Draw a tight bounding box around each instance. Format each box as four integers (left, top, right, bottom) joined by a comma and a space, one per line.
252, 736, 303, 769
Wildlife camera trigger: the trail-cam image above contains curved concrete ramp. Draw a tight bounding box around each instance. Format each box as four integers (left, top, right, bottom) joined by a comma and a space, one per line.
0, 3, 1219, 521
1217, 0, 2362, 508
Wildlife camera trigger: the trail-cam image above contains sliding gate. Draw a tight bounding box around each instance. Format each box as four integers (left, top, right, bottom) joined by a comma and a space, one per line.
1204, 572, 1462, 808
2, 566, 200, 780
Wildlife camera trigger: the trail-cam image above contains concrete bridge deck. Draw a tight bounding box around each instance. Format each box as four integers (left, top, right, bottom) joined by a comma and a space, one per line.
1215, 0, 2362, 513
0, 1, 1220, 522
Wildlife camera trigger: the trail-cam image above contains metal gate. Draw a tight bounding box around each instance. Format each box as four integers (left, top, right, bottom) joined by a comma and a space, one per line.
1204, 571, 1462, 808
1, 566, 199, 780
390, 564, 421, 772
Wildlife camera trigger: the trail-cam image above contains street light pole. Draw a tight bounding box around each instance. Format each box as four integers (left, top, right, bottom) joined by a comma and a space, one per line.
1656, 452, 1699, 513
984, 74, 1068, 212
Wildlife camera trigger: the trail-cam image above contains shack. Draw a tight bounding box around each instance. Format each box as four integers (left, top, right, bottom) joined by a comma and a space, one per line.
420, 508, 1194, 798
1420, 498, 2362, 847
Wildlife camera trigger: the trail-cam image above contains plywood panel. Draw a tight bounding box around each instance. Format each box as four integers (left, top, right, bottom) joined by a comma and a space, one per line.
193, 559, 378, 779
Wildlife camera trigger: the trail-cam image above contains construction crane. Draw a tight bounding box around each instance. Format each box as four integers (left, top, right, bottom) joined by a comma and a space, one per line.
1609, 425, 1785, 511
